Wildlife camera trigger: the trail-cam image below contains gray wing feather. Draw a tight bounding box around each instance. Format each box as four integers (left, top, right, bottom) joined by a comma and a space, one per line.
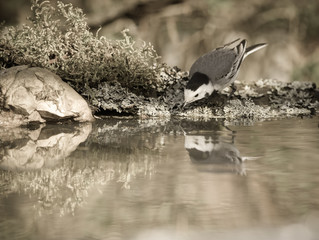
189, 48, 237, 81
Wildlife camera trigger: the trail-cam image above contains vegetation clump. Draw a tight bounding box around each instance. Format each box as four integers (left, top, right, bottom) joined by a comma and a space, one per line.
0, 0, 162, 97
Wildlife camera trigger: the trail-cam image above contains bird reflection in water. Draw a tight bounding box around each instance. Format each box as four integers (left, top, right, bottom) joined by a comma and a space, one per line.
181, 120, 247, 175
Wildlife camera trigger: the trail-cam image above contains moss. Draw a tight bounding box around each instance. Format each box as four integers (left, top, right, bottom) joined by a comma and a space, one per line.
138, 102, 171, 118
223, 99, 273, 120
178, 106, 216, 121
0, 0, 162, 98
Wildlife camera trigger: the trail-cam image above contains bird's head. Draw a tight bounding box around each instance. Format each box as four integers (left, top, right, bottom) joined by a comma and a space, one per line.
183, 72, 215, 107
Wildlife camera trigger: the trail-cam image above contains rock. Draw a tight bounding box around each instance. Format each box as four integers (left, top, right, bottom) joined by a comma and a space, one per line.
0, 65, 94, 126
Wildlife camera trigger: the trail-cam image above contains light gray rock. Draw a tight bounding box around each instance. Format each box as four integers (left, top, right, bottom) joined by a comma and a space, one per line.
0, 66, 94, 125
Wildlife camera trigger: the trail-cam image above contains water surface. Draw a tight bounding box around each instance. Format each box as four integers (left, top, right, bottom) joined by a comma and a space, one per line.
0, 117, 319, 240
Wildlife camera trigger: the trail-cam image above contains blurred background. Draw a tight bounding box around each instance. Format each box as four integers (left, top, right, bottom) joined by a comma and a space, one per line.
1, 0, 319, 84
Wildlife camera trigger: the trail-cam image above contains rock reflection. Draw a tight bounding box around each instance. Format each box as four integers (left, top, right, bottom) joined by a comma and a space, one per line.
0, 123, 92, 216
182, 120, 246, 175
0, 123, 92, 170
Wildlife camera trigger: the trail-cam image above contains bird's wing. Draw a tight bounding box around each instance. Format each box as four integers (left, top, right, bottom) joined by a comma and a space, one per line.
189, 48, 237, 81
189, 40, 246, 83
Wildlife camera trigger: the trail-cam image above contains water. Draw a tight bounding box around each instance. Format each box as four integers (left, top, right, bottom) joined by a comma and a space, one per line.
0, 117, 319, 240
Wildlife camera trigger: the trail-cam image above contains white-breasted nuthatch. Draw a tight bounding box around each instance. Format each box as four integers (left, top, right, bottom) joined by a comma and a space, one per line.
183, 39, 267, 106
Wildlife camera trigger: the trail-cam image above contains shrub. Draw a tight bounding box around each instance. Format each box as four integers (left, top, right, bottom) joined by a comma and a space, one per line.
0, 0, 162, 97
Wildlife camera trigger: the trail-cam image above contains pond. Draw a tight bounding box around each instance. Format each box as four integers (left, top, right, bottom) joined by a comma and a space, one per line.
0, 117, 319, 240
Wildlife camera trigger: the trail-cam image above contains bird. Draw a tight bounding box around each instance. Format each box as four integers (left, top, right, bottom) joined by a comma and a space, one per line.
183, 38, 267, 106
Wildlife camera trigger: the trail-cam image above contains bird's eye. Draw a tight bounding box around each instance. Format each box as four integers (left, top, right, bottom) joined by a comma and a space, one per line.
195, 94, 199, 98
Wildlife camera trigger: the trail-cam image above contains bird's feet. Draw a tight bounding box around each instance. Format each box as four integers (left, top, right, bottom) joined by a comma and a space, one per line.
229, 83, 237, 98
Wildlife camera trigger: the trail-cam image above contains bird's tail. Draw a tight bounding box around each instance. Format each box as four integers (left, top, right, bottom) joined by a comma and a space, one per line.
244, 43, 267, 59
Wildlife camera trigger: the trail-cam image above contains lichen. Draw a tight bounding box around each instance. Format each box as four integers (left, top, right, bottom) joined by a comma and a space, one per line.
0, 0, 162, 98
223, 98, 313, 123
178, 106, 217, 121
223, 99, 274, 120
138, 102, 171, 118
